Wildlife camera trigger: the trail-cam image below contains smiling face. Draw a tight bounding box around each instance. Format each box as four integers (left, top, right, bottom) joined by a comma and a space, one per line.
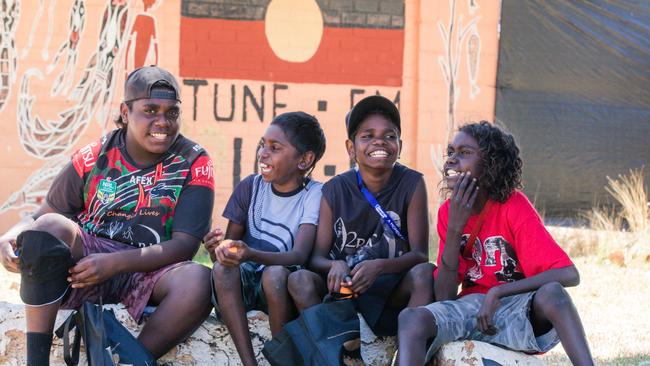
257, 124, 307, 192
122, 98, 181, 166
347, 113, 401, 172
443, 131, 484, 190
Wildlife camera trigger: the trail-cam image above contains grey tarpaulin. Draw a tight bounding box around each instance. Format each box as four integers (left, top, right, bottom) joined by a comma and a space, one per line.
495, 0, 650, 219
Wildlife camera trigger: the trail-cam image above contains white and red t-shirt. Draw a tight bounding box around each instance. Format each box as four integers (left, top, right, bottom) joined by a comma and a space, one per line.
436, 191, 573, 297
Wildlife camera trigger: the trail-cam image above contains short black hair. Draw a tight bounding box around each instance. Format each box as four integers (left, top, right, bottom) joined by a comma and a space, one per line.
458, 121, 523, 203
271, 111, 326, 173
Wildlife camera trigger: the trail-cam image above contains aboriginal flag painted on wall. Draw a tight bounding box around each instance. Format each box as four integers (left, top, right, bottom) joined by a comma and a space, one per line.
180, 0, 405, 86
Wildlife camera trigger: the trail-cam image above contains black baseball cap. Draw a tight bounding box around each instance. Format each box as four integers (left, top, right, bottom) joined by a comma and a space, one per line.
17, 230, 76, 306
345, 95, 401, 139
124, 66, 181, 103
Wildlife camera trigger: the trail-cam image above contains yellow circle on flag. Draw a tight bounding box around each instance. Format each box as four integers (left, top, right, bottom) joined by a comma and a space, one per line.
264, 0, 324, 63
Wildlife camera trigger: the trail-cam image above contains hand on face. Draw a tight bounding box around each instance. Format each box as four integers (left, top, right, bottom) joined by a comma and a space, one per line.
447, 172, 479, 234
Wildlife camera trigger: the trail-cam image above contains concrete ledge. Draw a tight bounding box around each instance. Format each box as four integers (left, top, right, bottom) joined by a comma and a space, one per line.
0, 301, 545, 365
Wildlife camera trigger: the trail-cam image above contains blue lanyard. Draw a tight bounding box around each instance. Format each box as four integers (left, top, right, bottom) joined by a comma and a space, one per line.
355, 168, 406, 241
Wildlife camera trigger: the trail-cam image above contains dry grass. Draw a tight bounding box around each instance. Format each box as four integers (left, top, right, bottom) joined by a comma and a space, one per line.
576, 168, 650, 265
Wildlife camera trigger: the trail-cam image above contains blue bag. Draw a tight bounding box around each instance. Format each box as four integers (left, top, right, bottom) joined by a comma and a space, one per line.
56, 301, 156, 366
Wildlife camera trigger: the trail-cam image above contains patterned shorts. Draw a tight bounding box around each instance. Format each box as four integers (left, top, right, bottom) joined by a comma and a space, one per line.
424, 292, 560, 362
61, 228, 189, 322
211, 262, 300, 316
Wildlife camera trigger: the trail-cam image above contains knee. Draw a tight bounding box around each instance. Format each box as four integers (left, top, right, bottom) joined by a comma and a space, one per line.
398, 307, 436, 339
211, 263, 240, 291
32, 213, 76, 243
534, 282, 572, 313
179, 264, 212, 297
287, 270, 317, 299
407, 262, 435, 289
262, 266, 290, 297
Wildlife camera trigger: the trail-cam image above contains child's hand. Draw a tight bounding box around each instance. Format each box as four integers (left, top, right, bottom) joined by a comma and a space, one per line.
0, 239, 20, 273
203, 228, 224, 262
68, 253, 116, 289
349, 259, 382, 294
215, 239, 248, 267
476, 288, 500, 335
327, 260, 351, 293
447, 172, 479, 234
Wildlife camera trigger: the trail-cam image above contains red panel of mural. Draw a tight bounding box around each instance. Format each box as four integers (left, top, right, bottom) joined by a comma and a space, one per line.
179, 0, 405, 86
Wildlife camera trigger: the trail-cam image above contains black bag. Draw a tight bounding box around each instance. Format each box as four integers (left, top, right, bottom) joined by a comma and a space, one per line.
262, 298, 360, 366
55, 301, 156, 366
261, 326, 303, 366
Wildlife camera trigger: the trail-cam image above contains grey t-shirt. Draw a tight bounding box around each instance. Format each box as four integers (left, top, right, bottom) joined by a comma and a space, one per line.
223, 174, 322, 268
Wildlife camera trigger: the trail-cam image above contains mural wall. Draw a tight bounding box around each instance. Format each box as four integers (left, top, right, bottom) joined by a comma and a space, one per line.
0, 0, 499, 232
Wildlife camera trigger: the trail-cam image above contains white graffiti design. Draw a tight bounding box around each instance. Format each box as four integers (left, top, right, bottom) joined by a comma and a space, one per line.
47, 0, 86, 97
17, 0, 130, 159
0, 0, 19, 112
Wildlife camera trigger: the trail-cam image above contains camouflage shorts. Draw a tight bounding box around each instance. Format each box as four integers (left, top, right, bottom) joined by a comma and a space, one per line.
424, 292, 560, 362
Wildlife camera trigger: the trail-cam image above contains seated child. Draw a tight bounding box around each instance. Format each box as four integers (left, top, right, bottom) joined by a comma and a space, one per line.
398, 121, 594, 365
287, 95, 434, 337
0, 66, 215, 363
203, 111, 326, 366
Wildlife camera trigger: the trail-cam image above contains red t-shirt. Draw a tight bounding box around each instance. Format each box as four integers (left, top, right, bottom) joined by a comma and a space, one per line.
436, 191, 573, 297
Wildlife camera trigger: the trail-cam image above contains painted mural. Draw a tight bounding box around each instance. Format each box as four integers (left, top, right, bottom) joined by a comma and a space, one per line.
0, 0, 499, 232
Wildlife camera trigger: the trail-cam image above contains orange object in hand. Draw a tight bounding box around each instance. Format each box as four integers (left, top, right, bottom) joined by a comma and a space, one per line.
228, 246, 238, 254
339, 286, 353, 295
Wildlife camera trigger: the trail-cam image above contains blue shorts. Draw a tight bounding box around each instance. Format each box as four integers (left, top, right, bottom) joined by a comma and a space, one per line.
424, 292, 560, 362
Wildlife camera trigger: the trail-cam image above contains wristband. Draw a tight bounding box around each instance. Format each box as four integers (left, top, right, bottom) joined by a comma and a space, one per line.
440, 256, 459, 272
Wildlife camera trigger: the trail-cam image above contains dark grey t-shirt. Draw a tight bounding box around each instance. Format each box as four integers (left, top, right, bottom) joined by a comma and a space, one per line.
322, 163, 423, 262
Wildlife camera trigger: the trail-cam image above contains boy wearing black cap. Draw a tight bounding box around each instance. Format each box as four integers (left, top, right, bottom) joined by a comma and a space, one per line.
287, 95, 435, 338
0, 66, 215, 364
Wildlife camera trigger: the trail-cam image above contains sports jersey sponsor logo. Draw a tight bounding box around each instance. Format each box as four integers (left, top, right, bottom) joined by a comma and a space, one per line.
79, 142, 98, 168
150, 184, 177, 201
194, 163, 213, 180
189, 155, 215, 189
96, 179, 117, 204
129, 175, 154, 186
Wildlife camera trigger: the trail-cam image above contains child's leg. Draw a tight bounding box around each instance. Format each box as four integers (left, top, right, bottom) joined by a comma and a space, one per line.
287, 269, 327, 311
24, 214, 85, 365
397, 307, 437, 366
261, 265, 294, 335
530, 282, 594, 366
138, 263, 212, 358
212, 263, 258, 366
387, 262, 435, 308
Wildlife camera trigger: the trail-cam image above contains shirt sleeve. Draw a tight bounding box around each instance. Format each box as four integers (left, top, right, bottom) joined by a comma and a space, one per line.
172, 154, 215, 239
45, 161, 85, 218
222, 174, 255, 225
509, 193, 574, 277
300, 182, 322, 225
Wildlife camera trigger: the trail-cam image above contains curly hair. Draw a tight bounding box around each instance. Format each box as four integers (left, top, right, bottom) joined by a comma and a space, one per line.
271, 111, 327, 175
456, 121, 523, 203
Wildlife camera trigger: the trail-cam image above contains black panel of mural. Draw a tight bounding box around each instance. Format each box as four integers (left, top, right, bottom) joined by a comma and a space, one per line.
496, 0, 650, 219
